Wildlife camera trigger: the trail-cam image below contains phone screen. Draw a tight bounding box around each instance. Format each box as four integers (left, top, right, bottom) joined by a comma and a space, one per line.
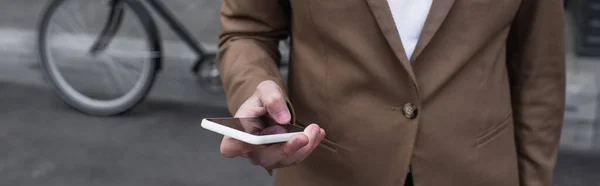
206, 116, 304, 136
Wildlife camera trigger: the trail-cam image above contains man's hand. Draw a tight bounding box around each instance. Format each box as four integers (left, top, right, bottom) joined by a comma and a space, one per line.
219, 80, 326, 169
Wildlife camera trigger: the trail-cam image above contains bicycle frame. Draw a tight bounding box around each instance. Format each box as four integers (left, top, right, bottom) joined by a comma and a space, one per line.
90, 0, 212, 73
144, 0, 210, 62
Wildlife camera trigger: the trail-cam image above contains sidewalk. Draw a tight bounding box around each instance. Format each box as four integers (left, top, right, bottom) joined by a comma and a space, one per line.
554, 151, 600, 186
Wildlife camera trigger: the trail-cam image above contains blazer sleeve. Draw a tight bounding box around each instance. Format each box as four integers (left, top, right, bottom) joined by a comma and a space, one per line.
506, 0, 566, 186
217, 0, 291, 115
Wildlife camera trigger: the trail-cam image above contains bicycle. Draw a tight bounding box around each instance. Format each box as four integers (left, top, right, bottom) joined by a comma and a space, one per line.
36, 0, 290, 116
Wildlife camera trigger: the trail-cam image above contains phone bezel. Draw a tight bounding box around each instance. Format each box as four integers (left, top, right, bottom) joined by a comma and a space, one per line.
201, 117, 304, 145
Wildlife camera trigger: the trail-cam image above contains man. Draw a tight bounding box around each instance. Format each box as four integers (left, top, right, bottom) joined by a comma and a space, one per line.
216, 0, 565, 186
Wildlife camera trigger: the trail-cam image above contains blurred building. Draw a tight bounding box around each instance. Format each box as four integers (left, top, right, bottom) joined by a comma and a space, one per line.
562, 0, 600, 153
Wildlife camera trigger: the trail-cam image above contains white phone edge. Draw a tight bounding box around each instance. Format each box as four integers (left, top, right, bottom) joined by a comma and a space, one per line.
201, 118, 303, 145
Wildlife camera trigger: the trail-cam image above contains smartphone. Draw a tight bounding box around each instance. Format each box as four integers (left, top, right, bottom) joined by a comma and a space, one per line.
201, 116, 305, 145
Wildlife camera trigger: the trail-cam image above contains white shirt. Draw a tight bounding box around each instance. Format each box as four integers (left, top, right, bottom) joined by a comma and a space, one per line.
387, 0, 432, 173
387, 0, 433, 60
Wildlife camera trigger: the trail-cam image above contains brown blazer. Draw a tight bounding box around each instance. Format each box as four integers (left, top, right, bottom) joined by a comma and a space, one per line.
216, 0, 565, 185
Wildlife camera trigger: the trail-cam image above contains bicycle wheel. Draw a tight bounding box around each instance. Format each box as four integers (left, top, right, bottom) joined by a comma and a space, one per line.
37, 0, 162, 116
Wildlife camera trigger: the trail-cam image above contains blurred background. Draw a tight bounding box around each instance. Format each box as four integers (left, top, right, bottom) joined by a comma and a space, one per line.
0, 0, 597, 186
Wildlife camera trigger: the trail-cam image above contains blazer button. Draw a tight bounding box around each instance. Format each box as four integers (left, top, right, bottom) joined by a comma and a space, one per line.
403, 103, 418, 119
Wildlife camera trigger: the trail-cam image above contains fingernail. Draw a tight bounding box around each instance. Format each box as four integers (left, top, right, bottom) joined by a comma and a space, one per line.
276, 110, 291, 123
311, 126, 320, 137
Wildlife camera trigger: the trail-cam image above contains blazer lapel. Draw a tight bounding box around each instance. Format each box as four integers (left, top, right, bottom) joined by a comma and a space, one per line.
410, 0, 456, 62
364, 0, 415, 83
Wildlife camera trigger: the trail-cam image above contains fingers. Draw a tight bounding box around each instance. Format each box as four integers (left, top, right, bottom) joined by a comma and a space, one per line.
248, 124, 324, 168
259, 125, 288, 135
220, 80, 302, 168
234, 80, 289, 123
235, 102, 267, 118
256, 80, 291, 124
221, 123, 326, 169
222, 80, 287, 159
248, 133, 309, 167
220, 136, 264, 158
279, 124, 325, 165
239, 117, 266, 134
235, 102, 267, 133
296, 128, 325, 162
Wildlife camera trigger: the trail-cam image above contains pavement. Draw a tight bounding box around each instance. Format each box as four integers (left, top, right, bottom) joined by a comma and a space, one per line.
0, 0, 597, 185
0, 82, 275, 186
